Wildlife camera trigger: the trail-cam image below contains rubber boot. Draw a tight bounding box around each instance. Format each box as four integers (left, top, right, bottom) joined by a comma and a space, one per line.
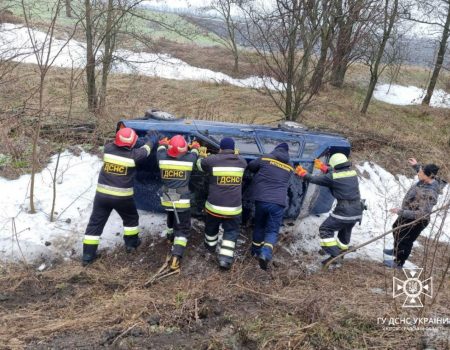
125, 237, 142, 253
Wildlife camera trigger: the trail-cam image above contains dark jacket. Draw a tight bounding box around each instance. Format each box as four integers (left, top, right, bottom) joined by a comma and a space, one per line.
97, 142, 151, 198
399, 165, 440, 220
247, 147, 293, 207
157, 145, 199, 211
304, 161, 362, 221
198, 150, 247, 217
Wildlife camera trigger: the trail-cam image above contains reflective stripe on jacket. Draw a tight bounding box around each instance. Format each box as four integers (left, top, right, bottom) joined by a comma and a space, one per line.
96, 142, 151, 198
305, 162, 362, 221
157, 146, 198, 211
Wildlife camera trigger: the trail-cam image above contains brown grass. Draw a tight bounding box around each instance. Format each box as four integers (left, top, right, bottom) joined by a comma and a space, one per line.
1, 231, 449, 349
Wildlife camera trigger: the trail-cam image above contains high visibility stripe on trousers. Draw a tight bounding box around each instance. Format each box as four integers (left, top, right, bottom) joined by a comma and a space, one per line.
174, 236, 187, 247
336, 238, 348, 250
124, 226, 139, 236
83, 235, 100, 245
320, 237, 338, 247
219, 239, 235, 257
205, 233, 218, 247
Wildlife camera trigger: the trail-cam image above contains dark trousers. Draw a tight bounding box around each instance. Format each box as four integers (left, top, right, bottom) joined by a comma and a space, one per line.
205, 213, 241, 263
166, 210, 191, 258
83, 194, 139, 257
319, 216, 356, 257
252, 201, 284, 260
393, 217, 429, 265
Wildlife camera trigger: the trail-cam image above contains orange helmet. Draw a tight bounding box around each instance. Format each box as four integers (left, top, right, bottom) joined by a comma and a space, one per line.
115, 127, 138, 148
167, 135, 188, 157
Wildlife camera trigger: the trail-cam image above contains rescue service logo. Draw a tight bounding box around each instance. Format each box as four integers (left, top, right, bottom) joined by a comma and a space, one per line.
161, 169, 186, 180
104, 162, 127, 176
217, 176, 242, 185
393, 268, 432, 308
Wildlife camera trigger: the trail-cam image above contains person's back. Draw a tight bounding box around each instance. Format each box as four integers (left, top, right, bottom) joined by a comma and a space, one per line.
198, 137, 247, 269
156, 135, 200, 271
247, 143, 293, 269
82, 128, 155, 266
248, 144, 293, 207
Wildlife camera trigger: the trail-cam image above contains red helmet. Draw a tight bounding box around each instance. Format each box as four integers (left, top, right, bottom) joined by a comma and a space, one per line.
114, 127, 138, 148
167, 135, 188, 157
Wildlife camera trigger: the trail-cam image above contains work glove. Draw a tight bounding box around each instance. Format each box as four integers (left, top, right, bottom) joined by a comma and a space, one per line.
189, 141, 200, 150
198, 146, 208, 158
314, 159, 328, 173
295, 165, 308, 178
158, 137, 170, 146
146, 130, 159, 147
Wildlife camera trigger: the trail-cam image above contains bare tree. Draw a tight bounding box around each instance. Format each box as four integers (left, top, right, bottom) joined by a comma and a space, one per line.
65, 0, 72, 18
416, 0, 450, 106
310, 0, 337, 94
241, 0, 323, 121
201, 0, 247, 73
330, 0, 378, 88
72, 0, 144, 112
20, 0, 77, 213
360, 0, 399, 114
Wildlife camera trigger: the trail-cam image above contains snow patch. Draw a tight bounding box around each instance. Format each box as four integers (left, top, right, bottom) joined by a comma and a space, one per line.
1, 154, 448, 266
374, 84, 450, 108
0, 23, 281, 90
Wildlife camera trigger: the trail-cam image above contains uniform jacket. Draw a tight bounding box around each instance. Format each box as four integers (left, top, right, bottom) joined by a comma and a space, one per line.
399, 164, 440, 220
247, 147, 293, 207
304, 161, 362, 221
198, 150, 247, 217
96, 142, 151, 198
157, 145, 199, 211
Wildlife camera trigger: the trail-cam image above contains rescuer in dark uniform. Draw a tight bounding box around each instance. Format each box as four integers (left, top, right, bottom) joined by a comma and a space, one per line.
296, 153, 362, 266
157, 134, 200, 271
82, 127, 157, 266
197, 137, 247, 270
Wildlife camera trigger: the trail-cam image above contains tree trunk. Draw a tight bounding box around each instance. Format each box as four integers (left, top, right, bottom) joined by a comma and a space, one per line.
65, 0, 71, 18
85, 0, 97, 112
422, 4, 450, 106
330, 22, 353, 88
311, 32, 331, 94
361, 0, 398, 114
99, 0, 114, 109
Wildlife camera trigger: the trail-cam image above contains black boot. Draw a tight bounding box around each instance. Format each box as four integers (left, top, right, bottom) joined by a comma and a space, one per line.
218, 258, 232, 270
125, 237, 142, 253
258, 255, 269, 270
82, 253, 100, 266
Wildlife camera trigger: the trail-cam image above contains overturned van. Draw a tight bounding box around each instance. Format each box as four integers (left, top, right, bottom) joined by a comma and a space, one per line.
118, 110, 352, 221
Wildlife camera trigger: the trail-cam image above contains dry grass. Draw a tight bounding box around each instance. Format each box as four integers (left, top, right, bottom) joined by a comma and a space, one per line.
0, 232, 448, 349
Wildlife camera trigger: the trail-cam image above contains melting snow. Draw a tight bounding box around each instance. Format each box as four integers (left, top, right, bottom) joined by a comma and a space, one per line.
0, 152, 448, 267
0, 23, 281, 90
374, 84, 450, 108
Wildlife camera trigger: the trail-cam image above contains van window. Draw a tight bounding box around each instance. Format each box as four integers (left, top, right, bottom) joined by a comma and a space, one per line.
260, 138, 300, 157
208, 134, 260, 154
302, 142, 320, 158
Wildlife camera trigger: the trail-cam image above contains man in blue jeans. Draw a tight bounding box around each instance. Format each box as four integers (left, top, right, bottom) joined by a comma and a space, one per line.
247, 143, 294, 270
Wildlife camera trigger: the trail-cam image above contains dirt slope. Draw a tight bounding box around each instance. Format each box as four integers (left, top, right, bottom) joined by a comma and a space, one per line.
1, 224, 449, 349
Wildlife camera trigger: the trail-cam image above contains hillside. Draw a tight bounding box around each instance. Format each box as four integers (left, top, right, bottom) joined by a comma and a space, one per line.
1, 3, 450, 349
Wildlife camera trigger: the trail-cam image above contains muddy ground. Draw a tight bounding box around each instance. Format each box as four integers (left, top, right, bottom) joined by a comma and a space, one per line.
1, 222, 449, 350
